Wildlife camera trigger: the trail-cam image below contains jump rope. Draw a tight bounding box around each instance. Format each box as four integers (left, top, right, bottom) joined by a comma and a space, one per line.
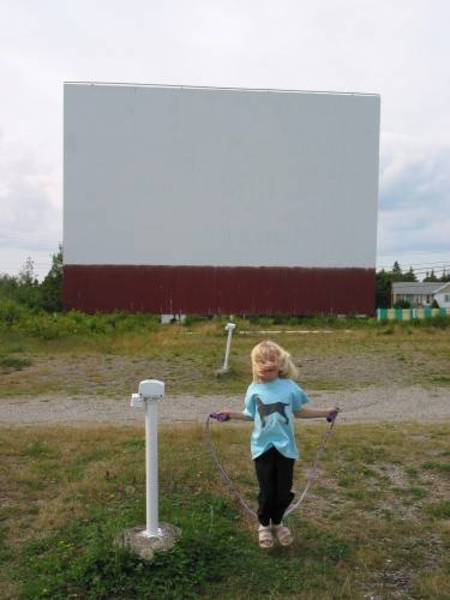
205, 409, 339, 522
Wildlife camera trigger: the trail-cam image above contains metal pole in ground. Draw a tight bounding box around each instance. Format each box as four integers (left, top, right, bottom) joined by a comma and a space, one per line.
143, 382, 160, 537
221, 322, 236, 373
125, 379, 180, 561
132, 380, 164, 537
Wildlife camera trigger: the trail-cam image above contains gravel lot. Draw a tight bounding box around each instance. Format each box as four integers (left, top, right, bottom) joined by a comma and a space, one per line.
1, 385, 449, 427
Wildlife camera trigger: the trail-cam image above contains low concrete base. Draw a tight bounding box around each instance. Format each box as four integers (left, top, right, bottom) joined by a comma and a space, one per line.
118, 523, 181, 562
215, 367, 229, 377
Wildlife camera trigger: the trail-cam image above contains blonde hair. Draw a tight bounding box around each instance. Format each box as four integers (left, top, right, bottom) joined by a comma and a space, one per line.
251, 340, 298, 382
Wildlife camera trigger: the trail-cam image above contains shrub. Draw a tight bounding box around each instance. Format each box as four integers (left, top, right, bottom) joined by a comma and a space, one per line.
393, 299, 411, 309
0, 299, 25, 326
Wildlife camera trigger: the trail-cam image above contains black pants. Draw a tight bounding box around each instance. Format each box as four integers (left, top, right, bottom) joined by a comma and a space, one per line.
254, 446, 295, 526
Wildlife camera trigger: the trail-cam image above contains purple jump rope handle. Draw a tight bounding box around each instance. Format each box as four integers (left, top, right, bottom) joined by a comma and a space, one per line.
327, 408, 339, 423
210, 412, 230, 422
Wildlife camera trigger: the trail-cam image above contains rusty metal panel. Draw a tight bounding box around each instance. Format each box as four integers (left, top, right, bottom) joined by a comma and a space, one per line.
64, 265, 375, 315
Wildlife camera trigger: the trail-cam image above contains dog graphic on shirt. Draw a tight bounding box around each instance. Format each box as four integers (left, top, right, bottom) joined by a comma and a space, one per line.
255, 396, 289, 427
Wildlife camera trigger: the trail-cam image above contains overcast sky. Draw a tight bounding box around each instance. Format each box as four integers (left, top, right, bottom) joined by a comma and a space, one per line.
1, 0, 449, 280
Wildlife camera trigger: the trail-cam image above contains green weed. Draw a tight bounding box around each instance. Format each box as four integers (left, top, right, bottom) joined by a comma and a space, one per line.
429, 376, 450, 386
0, 355, 32, 372
426, 501, 450, 519
422, 462, 450, 475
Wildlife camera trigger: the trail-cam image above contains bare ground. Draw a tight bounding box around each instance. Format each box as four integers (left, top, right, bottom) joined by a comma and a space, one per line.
1, 340, 449, 427
0, 385, 449, 427
1, 344, 449, 399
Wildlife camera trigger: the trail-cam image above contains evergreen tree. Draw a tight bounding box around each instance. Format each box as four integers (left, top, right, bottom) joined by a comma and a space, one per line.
404, 266, 417, 282
391, 261, 404, 282
376, 269, 391, 308
423, 269, 438, 282
375, 261, 421, 308
41, 245, 64, 312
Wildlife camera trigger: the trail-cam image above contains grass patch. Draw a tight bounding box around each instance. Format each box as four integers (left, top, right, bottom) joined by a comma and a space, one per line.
407, 486, 428, 499
429, 376, 450, 386
1, 319, 450, 397
422, 461, 450, 476
0, 355, 32, 373
425, 500, 450, 520
18, 496, 239, 600
0, 423, 449, 599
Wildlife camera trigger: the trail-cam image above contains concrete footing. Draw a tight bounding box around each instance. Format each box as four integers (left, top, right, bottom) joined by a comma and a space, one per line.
117, 522, 181, 562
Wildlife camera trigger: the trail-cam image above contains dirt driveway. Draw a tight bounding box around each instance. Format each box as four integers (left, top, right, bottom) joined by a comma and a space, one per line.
1, 385, 449, 427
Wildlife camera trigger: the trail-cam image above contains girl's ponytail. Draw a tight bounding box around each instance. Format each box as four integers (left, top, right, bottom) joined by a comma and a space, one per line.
251, 340, 298, 381
278, 347, 298, 380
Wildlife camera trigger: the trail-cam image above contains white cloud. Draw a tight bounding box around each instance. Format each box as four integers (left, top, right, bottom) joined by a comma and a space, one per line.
377, 132, 450, 273
0, 133, 61, 277
0, 0, 449, 276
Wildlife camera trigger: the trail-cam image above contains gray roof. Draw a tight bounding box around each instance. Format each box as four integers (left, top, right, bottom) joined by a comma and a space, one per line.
435, 282, 450, 294
392, 282, 442, 295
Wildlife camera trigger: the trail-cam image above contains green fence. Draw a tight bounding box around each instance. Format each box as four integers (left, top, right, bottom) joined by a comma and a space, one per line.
377, 307, 449, 321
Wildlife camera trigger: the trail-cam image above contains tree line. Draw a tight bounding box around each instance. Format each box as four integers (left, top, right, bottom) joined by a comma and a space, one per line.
0, 246, 63, 313
376, 261, 450, 308
1, 252, 449, 313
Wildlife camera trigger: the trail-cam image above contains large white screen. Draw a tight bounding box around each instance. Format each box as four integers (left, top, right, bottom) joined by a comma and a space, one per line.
64, 83, 380, 268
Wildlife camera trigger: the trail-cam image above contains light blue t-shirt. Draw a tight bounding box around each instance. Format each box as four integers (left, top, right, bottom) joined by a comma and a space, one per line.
243, 378, 310, 460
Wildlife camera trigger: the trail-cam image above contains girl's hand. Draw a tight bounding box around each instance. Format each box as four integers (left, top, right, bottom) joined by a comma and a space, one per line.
326, 407, 340, 422
210, 411, 231, 422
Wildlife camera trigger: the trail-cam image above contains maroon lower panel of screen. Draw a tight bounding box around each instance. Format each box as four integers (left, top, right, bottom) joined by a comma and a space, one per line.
64, 265, 375, 315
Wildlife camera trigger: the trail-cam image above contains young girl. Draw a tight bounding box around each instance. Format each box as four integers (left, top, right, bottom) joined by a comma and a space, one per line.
216, 340, 339, 549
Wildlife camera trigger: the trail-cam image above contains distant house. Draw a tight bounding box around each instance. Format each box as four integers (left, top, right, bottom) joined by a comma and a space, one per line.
391, 282, 443, 307
434, 283, 450, 309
